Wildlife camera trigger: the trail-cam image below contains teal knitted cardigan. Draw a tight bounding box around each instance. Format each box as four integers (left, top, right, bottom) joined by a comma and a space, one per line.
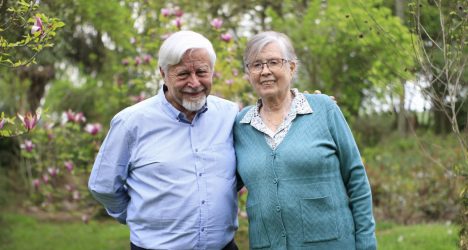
234, 94, 376, 250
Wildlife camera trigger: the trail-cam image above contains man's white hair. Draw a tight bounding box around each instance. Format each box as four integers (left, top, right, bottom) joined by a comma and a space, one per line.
158, 31, 216, 74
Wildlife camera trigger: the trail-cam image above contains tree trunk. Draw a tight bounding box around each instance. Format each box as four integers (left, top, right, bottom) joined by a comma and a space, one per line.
396, 0, 408, 135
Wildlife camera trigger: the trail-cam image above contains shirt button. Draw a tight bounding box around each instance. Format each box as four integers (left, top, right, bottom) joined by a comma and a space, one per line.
201, 228, 205, 232
195, 149, 198, 153
198, 173, 202, 177
201, 200, 205, 204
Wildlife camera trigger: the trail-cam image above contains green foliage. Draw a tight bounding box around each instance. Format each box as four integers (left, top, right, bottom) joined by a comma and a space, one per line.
0, 0, 64, 67
17, 111, 104, 214
363, 131, 463, 224
268, 0, 415, 116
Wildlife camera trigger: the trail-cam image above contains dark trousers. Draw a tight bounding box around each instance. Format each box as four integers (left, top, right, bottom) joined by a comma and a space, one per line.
130, 239, 238, 250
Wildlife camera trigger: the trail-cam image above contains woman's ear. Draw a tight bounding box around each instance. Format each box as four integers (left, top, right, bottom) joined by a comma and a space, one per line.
289, 61, 296, 76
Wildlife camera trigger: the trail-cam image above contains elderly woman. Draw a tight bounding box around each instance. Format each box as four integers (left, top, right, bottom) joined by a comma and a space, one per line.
234, 31, 376, 250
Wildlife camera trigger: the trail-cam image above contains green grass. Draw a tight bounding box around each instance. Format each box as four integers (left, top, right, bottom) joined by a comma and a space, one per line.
0, 213, 459, 250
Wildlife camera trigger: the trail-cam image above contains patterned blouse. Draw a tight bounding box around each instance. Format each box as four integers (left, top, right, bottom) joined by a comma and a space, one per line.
240, 88, 313, 150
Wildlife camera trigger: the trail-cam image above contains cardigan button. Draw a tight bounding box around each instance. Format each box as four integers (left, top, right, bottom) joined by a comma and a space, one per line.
281, 231, 286, 237
276, 206, 281, 212
273, 178, 278, 184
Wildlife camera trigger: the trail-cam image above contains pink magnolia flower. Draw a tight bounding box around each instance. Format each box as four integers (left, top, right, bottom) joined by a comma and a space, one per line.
64, 161, 74, 172
174, 17, 182, 30
18, 111, 40, 131
20, 140, 35, 152
221, 33, 232, 42
33, 179, 40, 189
65, 110, 86, 123
31, 16, 43, 35
143, 54, 152, 64
161, 8, 171, 17
173, 7, 183, 17
0, 117, 4, 129
85, 123, 103, 135
134, 56, 142, 65
48, 167, 59, 177
211, 18, 223, 29
42, 174, 50, 184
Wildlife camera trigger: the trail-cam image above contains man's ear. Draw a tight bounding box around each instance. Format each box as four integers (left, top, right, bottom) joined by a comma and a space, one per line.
159, 67, 165, 79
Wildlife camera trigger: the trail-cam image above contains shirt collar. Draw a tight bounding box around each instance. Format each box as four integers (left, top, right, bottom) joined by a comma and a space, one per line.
240, 88, 313, 124
160, 85, 208, 124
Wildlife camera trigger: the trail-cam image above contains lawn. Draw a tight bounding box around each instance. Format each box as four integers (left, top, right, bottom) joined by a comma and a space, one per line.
0, 213, 459, 250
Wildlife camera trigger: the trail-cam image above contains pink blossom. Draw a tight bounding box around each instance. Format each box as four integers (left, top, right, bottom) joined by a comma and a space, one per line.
161, 8, 171, 17
143, 54, 152, 64
221, 33, 232, 42
42, 174, 49, 184
211, 18, 223, 29
85, 123, 103, 135
65, 110, 86, 123
33, 179, 40, 189
18, 111, 40, 131
20, 140, 35, 152
225, 79, 234, 85
48, 167, 59, 177
31, 16, 43, 35
173, 7, 183, 17
232, 69, 239, 76
174, 17, 182, 30
64, 161, 74, 172
134, 56, 142, 65
121, 58, 129, 66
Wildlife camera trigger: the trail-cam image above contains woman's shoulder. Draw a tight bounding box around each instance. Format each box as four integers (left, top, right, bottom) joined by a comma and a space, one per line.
303, 93, 336, 111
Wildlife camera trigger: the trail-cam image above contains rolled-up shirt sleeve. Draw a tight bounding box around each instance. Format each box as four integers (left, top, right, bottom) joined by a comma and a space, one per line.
88, 114, 132, 224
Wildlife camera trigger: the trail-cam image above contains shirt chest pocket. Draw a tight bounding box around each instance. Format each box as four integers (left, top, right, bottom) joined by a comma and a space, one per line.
200, 142, 236, 180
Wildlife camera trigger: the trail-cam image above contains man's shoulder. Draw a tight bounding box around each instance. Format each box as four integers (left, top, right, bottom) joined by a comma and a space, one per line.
207, 95, 239, 112
113, 96, 159, 121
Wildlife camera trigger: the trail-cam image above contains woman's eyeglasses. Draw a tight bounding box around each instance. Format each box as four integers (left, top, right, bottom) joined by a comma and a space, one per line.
246, 58, 290, 73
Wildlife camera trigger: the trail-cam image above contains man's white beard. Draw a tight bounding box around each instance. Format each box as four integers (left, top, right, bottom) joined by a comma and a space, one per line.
182, 95, 206, 112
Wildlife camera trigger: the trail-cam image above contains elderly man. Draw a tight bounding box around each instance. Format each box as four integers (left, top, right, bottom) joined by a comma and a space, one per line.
88, 31, 239, 250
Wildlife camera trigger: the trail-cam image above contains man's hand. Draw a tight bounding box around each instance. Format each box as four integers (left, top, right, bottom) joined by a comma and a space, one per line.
304, 89, 336, 102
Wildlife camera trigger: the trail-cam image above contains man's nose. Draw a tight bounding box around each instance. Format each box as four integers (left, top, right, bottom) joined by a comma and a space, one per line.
187, 72, 202, 88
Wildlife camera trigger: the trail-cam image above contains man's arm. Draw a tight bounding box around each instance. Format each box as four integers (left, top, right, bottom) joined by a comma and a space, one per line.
88, 115, 132, 224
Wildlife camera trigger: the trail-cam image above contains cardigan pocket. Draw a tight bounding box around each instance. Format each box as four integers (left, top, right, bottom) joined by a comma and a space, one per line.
247, 204, 271, 249
300, 196, 339, 243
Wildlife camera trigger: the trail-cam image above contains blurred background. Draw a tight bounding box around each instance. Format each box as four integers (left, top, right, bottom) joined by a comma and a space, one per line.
0, 0, 466, 249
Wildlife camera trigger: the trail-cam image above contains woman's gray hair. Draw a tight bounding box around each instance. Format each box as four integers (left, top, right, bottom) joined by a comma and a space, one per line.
243, 31, 298, 73
158, 31, 216, 74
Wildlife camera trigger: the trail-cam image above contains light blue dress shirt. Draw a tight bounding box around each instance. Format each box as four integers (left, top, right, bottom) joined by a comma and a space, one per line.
88, 87, 239, 250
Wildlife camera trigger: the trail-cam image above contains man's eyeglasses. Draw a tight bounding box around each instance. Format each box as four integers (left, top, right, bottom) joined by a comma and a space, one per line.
246, 58, 290, 73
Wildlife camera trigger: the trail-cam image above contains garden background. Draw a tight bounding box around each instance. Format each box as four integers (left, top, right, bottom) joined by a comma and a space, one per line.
0, 0, 466, 249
